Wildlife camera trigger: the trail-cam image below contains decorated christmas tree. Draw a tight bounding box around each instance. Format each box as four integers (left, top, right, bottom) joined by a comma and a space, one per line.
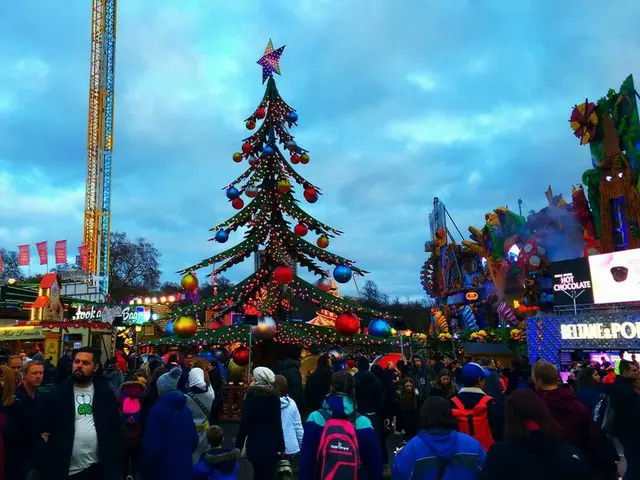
174, 40, 395, 332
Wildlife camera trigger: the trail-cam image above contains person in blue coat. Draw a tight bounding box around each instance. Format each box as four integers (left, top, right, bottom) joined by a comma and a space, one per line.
299, 371, 383, 480
142, 367, 198, 480
393, 396, 486, 480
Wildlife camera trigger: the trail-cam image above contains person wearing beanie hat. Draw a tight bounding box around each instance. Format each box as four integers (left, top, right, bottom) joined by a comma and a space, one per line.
156, 367, 182, 395
252, 366, 276, 387
142, 367, 198, 480
236, 366, 285, 479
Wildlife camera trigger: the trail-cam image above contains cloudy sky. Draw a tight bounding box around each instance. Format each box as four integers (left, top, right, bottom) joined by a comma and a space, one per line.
1, 0, 639, 299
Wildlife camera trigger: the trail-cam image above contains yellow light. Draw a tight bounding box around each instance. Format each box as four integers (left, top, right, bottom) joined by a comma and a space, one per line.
7, 278, 16, 285
151, 297, 158, 304
160, 296, 167, 303
144, 297, 151, 304
136, 299, 142, 305
169, 295, 176, 302
129, 300, 134, 305
135, 325, 142, 333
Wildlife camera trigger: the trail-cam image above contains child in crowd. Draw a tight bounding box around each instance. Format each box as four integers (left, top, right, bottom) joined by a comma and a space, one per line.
193, 425, 240, 480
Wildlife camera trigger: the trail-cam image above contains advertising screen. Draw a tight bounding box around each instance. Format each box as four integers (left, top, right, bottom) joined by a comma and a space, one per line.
548, 258, 594, 306
588, 351, 640, 373
588, 248, 640, 304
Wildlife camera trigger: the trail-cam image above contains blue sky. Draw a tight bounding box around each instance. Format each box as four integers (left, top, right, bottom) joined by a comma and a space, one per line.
1, 1, 639, 299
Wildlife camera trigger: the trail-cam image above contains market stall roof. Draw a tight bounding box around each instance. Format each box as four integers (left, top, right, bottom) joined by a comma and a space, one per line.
460, 342, 513, 355
139, 322, 414, 349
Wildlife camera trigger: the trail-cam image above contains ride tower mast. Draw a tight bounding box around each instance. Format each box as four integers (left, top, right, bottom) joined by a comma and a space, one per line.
83, 0, 117, 297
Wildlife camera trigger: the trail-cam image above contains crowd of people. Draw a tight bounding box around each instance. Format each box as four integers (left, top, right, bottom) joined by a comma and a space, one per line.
0, 345, 637, 479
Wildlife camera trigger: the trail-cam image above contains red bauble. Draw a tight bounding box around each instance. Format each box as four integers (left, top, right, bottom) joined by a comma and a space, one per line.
231, 198, 244, 210
245, 119, 256, 130
304, 187, 318, 203
232, 346, 250, 366
242, 142, 253, 155
317, 235, 329, 248
255, 107, 266, 119
294, 223, 308, 237
180, 273, 199, 291
273, 265, 294, 284
335, 312, 360, 336
291, 154, 300, 164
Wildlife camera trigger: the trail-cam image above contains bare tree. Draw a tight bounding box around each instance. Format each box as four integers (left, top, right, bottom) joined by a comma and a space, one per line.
109, 232, 161, 300
0, 249, 25, 284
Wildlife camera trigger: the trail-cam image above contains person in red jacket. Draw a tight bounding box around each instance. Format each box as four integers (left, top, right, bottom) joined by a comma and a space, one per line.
115, 350, 128, 374
532, 361, 599, 462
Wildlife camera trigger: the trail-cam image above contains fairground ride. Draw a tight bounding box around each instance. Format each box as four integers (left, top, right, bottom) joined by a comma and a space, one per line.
83, 0, 117, 297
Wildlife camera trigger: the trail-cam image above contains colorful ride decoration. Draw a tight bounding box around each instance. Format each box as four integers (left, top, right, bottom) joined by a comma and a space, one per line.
570, 75, 640, 253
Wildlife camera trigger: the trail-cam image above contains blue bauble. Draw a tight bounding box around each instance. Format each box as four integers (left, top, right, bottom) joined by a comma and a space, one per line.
262, 145, 274, 156
288, 111, 298, 123
215, 230, 229, 243
286, 140, 297, 150
164, 321, 175, 336
225, 186, 240, 200
368, 318, 392, 338
333, 265, 353, 284
634, 139, 640, 152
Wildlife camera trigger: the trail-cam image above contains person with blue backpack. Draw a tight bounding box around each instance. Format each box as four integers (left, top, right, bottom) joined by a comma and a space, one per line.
392, 396, 486, 480
299, 370, 383, 480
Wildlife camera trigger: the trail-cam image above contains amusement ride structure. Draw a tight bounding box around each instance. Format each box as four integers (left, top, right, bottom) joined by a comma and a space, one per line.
82, 0, 117, 296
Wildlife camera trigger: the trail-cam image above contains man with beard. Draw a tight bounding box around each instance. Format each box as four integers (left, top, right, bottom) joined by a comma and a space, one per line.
40, 347, 121, 480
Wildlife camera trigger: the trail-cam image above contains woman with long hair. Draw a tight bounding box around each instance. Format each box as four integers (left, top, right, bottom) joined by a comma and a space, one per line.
0, 364, 32, 479
395, 377, 420, 440
430, 369, 458, 399
479, 389, 592, 480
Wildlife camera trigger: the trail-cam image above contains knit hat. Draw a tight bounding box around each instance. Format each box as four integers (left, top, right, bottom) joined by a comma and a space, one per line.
252, 366, 275, 386
157, 367, 181, 395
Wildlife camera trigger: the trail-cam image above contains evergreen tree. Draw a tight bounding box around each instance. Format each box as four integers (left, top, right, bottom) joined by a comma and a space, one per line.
176, 40, 393, 322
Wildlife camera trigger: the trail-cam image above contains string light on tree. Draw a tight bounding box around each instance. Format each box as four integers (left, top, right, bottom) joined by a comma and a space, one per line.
166, 39, 397, 331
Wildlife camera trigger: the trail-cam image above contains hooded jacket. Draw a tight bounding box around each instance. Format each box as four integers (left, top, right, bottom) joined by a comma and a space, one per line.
479, 431, 592, 480
410, 354, 435, 399
193, 447, 240, 480
299, 394, 383, 480
115, 350, 127, 374
235, 385, 285, 463
392, 428, 486, 480
118, 380, 146, 444
186, 368, 215, 430
280, 396, 304, 454
537, 387, 599, 459
142, 391, 198, 480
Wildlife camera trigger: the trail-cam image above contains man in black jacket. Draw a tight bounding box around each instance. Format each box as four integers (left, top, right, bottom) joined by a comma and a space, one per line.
607, 360, 640, 480
40, 346, 122, 480
278, 345, 304, 412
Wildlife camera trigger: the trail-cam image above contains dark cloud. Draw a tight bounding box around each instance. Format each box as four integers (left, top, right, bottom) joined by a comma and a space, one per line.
1, 0, 639, 299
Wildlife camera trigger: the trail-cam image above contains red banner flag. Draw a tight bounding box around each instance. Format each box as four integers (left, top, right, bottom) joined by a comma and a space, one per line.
18, 245, 30, 266
36, 241, 48, 265
79, 245, 89, 271
55, 240, 67, 264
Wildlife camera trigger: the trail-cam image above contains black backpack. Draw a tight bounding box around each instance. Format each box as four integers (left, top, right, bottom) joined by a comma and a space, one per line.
593, 392, 615, 435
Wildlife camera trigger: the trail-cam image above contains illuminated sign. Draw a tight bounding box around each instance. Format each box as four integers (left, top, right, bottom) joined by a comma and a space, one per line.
588, 248, 640, 305
72, 305, 150, 324
548, 258, 594, 306
561, 322, 640, 340
465, 292, 479, 301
